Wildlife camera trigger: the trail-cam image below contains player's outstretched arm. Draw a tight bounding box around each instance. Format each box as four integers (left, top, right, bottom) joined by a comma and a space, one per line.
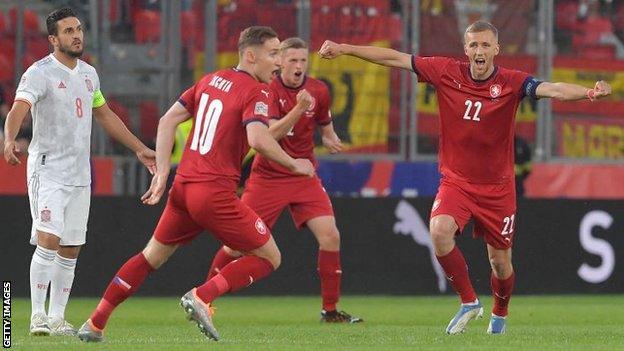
3, 100, 30, 165
535, 80, 611, 101
141, 102, 190, 205
320, 122, 342, 154
269, 89, 312, 140
319, 40, 412, 70
93, 103, 156, 174
247, 122, 314, 177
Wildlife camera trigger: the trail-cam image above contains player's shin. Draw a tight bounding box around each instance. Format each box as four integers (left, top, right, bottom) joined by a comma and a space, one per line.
196, 255, 274, 303
48, 254, 77, 321
30, 246, 57, 317
491, 271, 515, 317
90, 253, 154, 329
206, 246, 239, 281
318, 250, 341, 311
436, 246, 478, 304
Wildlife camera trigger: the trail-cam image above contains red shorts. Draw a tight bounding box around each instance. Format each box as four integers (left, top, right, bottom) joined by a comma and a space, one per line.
242, 174, 334, 229
153, 179, 271, 252
430, 177, 516, 249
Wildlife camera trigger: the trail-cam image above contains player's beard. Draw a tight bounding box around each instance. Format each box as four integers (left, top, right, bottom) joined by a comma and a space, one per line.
59, 42, 83, 58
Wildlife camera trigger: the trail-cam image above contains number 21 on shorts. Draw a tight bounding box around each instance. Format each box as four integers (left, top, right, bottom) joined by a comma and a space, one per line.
190, 93, 223, 155
500, 214, 515, 235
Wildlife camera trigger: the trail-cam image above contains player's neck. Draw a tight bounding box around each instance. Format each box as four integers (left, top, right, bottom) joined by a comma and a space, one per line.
53, 51, 78, 70
469, 65, 495, 81
280, 74, 305, 89
235, 64, 258, 81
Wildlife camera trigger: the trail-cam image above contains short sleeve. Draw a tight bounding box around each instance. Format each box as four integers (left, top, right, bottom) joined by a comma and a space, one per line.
15, 66, 47, 107
411, 55, 455, 86
315, 83, 332, 126
178, 85, 196, 114
242, 85, 270, 127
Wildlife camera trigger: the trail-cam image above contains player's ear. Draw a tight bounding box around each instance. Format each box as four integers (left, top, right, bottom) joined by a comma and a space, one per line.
48, 35, 57, 48
245, 47, 257, 63
494, 43, 500, 56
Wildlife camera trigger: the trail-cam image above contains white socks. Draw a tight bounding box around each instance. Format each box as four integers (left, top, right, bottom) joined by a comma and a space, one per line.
30, 246, 56, 317
29, 246, 78, 321
48, 254, 77, 321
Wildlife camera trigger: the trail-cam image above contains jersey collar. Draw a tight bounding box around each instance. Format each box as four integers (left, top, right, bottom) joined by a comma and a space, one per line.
466, 64, 498, 84
49, 53, 80, 75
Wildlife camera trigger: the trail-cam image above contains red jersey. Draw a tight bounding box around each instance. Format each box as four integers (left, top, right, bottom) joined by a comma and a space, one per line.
251, 75, 332, 178
176, 68, 270, 184
412, 56, 540, 184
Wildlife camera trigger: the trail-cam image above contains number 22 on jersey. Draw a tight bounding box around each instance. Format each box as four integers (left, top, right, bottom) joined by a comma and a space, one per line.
190, 93, 223, 155
462, 99, 482, 122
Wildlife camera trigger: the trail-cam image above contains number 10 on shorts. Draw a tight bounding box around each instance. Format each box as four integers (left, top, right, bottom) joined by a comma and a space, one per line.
501, 214, 515, 235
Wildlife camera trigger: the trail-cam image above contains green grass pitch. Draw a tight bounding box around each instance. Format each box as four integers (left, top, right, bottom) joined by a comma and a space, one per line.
8, 295, 624, 350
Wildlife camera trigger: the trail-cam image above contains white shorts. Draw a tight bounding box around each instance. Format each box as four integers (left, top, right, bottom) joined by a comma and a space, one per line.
28, 173, 91, 246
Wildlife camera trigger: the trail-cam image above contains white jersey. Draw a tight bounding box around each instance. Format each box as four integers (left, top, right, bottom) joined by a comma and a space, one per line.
16, 54, 100, 186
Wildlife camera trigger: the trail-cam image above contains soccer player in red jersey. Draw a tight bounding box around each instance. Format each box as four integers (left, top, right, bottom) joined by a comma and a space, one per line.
319, 21, 611, 334
77, 26, 315, 342
205, 37, 362, 323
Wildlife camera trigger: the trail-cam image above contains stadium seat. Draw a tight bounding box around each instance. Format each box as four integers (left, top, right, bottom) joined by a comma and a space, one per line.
139, 101, 159, 143
105, 98, 132, 129
0, 53, 13, 83
134, 10, 161, 43
8, 7, 40, 36
180, 11, 198, 48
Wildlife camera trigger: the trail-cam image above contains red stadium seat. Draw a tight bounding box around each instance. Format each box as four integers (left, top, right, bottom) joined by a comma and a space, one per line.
134, 10, 161, 43
0, 53, 13, 83
9, 7, 40, 36
106, 98, 132, 129
139, 101, 159, 142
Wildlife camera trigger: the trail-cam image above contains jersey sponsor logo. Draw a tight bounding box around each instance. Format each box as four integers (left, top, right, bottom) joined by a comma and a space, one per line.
490, 84, 502, 98
58, 81, 66, 89
279, 98, 287, 107
40, 208, 51, 222
254, 101, 269, 117
255, 218, 267, 235
452, 78, 462, 89
85, 78, 93, 92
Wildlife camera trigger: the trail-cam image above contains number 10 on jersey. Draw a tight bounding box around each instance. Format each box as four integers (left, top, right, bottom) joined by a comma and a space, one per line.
190, 93, 223, 155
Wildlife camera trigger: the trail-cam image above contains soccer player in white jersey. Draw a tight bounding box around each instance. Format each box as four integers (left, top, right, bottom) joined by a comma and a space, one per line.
3, 8, 156, 336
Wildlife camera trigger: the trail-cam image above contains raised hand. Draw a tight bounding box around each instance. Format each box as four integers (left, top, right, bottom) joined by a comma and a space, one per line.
318, 40, 343, 59
296, 89, 313, 111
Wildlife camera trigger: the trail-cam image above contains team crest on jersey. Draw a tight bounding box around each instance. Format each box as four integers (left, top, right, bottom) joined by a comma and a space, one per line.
255, 218, 267, 235
85, 78, 94, 92
254, 101, 268, 117
40, 208, 51, 223
490, 84, 502, 98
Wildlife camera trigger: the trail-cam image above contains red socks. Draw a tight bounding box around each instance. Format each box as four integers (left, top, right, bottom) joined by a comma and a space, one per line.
436, 246, 478, 304
206, 247, 238, 281
90, 253, 154, 330
318, 250, 341, 311
491, 272, 515, 317
196, 255, 274, 303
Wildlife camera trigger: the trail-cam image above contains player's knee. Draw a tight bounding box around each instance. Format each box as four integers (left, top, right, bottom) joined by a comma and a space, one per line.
430, 218, 455, 243
489, 257, 512, 279
223, 246, 242, 257
317, 227, 340, 251
263, 249, 281, 270
142, 238, 177, 269
58, 245, 81, 259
